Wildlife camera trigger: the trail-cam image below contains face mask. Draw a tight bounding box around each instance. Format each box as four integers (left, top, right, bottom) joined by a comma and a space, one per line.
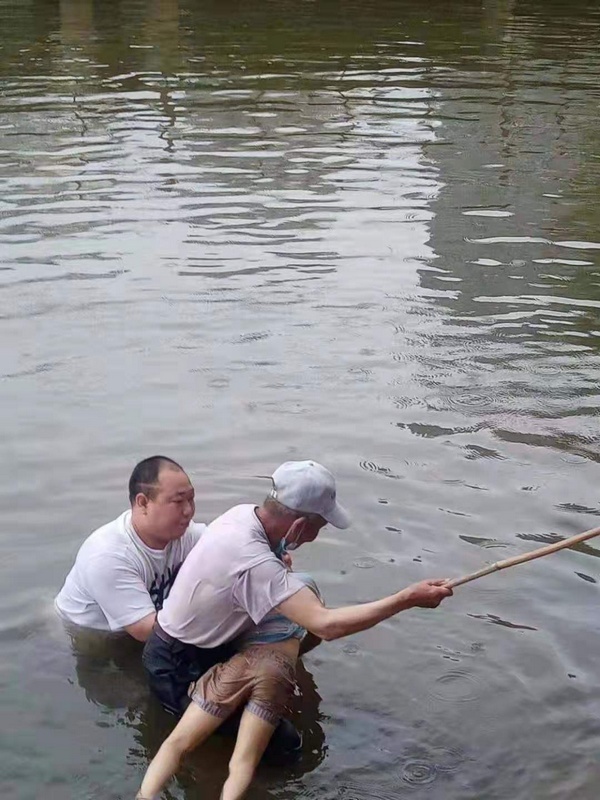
275, 526, 302, 557
283, 525, 303, 551
274, 538, 287, 558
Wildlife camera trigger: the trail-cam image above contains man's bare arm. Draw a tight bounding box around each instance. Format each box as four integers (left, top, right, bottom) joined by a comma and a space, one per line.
125, 612, 156, 642
277, 580, 452, 642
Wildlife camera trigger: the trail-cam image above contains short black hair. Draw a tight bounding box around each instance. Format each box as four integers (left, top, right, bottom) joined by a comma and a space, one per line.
128, 455, 185, 504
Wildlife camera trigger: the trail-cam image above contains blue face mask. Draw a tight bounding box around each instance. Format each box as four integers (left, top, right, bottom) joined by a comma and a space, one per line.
274, 538, 287, 558
275, 529, 301, 558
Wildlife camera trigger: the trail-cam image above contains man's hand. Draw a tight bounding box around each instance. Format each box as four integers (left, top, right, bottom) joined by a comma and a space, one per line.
403, 579, 453, 609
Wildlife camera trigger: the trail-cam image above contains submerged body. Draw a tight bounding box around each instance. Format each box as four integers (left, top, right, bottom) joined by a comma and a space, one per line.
136, 578, 318, 800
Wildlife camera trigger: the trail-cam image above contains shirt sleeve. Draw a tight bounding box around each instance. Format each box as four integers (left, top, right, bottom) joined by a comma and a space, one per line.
232, 559, 306, 625
182, 520, 207, 559
188, 520, 207, 547
83, 554, 156, 631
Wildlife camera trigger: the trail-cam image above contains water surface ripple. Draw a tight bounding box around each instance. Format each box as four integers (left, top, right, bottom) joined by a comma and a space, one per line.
2, 1, 600, 799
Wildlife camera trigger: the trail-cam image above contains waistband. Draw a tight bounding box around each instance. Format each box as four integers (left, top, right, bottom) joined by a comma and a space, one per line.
239, 642, 298, 666
152, 622, 237, 658
153, 620, 180, 645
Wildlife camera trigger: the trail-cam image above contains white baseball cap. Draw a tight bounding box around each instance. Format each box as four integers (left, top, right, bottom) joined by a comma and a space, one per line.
270, 460, 351, 529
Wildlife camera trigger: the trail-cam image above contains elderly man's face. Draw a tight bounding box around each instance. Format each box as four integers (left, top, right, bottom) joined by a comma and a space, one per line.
144, 467, 195, 541
297, 515, 327, 546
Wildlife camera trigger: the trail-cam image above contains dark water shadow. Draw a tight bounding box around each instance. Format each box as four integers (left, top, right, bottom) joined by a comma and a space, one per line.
66, 628, 327, 797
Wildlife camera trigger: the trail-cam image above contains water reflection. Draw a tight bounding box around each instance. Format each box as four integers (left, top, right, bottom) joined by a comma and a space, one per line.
67, 628, 148, 710
59, 0, 94, 45
4, 0, 600, 798
64, 627, 326, 798
406, 1, 600, 469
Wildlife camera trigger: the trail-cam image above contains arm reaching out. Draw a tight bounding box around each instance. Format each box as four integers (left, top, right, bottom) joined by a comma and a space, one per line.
277, 579, 452, 642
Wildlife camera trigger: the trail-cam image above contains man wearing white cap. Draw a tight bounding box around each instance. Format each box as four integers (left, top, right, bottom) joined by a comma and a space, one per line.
142, 460, 452, 737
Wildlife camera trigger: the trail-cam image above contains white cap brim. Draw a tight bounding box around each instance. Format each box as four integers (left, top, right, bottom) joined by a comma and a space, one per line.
324, 501, 351, 530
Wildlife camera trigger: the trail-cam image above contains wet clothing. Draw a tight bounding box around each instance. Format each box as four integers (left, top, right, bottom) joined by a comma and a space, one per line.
188, 572, 321, 727
239, 572, 321, 646
142, 622, 301, 753
156, 504, 306, 646
55, 511, 205, 631
189, 644, 297, 727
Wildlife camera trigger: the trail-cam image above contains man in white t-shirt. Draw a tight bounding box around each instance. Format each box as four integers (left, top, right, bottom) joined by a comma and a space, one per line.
55, 455, 205, 642
143, 460, 453, 723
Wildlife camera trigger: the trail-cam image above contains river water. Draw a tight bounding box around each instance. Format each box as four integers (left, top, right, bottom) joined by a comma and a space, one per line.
2, 0, 600, 798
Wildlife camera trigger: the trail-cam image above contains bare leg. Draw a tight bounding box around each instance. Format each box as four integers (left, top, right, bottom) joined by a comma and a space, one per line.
137, 704, 223, 800
219, 709, 277, 800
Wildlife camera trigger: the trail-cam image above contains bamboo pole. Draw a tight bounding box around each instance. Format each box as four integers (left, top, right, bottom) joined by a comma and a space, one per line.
446, 524, 600, 589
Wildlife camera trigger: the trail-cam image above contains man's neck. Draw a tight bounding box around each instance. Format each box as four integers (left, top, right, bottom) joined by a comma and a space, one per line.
130, 513, 168, 550
255, 506, 283, 550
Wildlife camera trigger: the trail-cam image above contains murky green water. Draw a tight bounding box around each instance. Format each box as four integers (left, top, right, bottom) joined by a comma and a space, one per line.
2, 1, 600, 798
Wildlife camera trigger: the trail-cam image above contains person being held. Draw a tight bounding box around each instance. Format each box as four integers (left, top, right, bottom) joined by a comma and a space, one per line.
143, 460, 453, 735
136, 574, 321, 800
55, 453, 303, 756
55, 455, 204, 642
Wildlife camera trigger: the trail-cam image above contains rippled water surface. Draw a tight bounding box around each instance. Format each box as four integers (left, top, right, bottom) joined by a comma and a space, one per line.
2, 1, 600, 798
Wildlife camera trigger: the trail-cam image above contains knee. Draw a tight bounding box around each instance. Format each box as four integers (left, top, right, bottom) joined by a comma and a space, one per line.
164, 730, 194, 758
228, 751, 253, 776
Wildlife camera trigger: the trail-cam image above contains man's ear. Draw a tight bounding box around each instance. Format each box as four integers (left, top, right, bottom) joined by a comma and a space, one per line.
134, 492, 149, 513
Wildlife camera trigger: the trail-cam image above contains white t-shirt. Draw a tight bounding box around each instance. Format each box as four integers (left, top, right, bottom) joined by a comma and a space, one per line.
158, 504, 306, 647
55, 511, 205, 632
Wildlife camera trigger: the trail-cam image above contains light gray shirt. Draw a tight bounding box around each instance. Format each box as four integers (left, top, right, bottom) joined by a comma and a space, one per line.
158, 504, 306, 647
